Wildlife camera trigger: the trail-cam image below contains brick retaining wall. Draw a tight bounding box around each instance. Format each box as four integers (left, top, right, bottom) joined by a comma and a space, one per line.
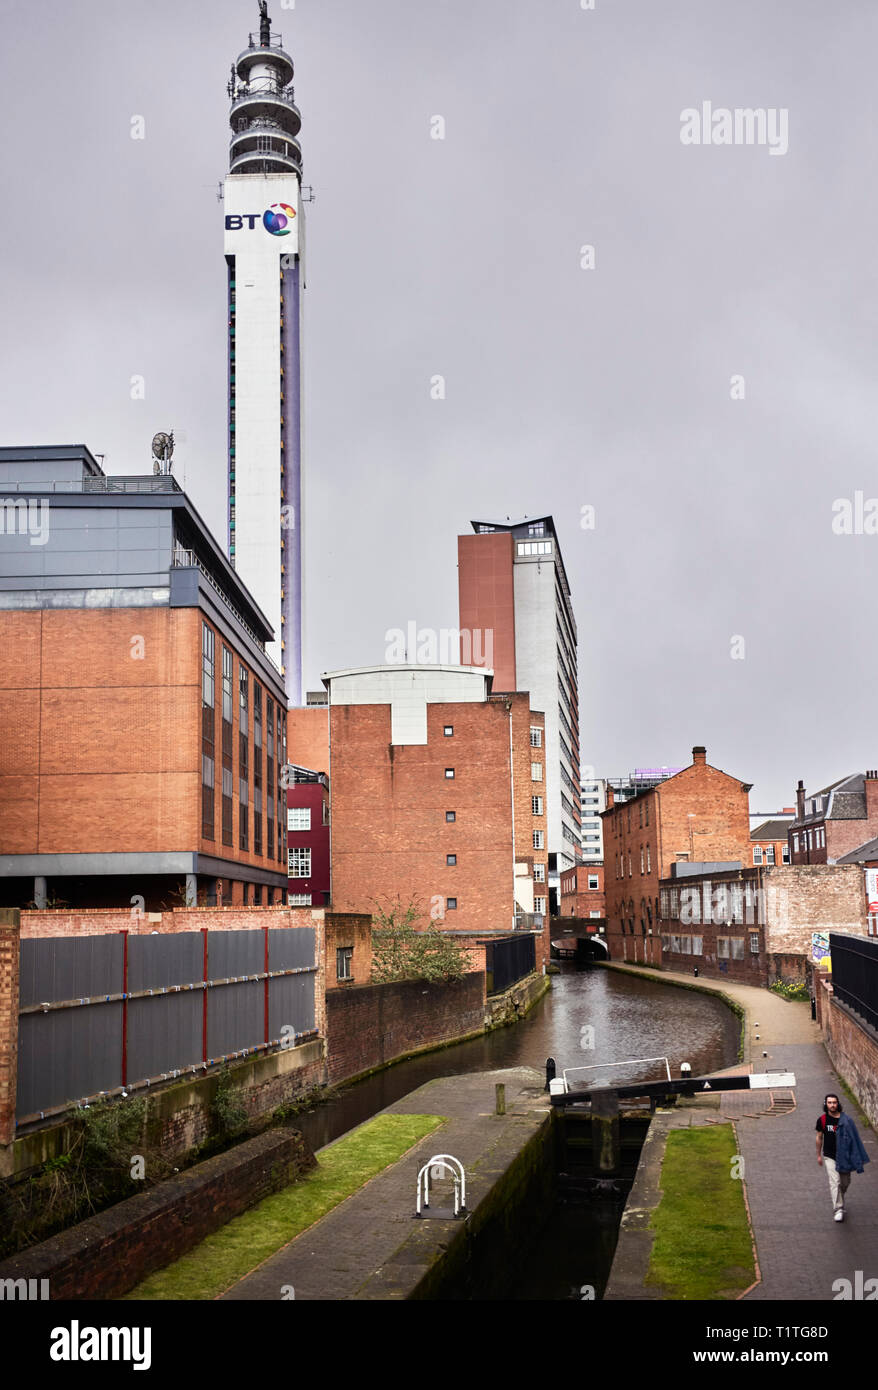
0, 1124, 315, 1300
325, 974, 486, 1084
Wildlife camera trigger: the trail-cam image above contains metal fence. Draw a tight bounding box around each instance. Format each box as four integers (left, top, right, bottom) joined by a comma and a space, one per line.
485, 934, 536, 997
16, 927, 317, 1125
830, 932, 878, 1033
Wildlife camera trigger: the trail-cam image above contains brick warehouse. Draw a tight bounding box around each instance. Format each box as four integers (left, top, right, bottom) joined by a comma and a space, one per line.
656, 862, 868, 985
324, 665, 549, 946
0, 445, 289, 909
603, 745, 752, 964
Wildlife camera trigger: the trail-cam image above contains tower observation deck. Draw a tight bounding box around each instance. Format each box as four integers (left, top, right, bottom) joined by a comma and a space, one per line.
228, 1, 303, 176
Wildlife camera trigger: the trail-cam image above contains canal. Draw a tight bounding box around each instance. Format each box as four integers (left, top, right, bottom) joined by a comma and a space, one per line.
290, 963, 739, 1297
296, 963, 740, 1153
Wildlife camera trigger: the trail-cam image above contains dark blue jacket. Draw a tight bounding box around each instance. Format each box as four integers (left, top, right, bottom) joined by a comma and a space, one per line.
835, 1113, 870, 1174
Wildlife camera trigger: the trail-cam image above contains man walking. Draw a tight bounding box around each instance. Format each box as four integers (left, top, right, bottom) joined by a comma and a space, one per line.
816, 1093, 870, 1222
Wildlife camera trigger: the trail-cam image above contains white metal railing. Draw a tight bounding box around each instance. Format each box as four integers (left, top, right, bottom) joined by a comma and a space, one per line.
415, 1155, 466, 1217
561, 1055, 673, 1091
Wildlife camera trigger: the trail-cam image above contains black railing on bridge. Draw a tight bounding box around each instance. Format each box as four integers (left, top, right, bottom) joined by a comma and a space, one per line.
830, 932, 878, 1033
485, 934, 536, 997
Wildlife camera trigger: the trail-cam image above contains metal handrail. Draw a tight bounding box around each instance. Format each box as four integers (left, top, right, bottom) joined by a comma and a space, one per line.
231, 85, 298, 112
172, 545, 280, 671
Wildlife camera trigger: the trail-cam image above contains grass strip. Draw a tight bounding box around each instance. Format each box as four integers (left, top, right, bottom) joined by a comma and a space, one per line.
646, 1124, 755, 1299
126, 1112, 444, 1301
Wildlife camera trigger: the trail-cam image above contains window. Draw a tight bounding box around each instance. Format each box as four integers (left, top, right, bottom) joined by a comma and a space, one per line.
589, 911, 601, 919
528, 522, 545, 537
288, 807, 311, 831
534, 863, 545, 883
532, 796, 543, 815
444, 725, 454, 737
717, 937, 730, 959
202, 624, 216, 839
337, 947, 353, 981
533, 831, 544, 850
530, 727, 542, 748
517, 540, 551, 556
446, 898, 458, 911
782, 845, 790, 864
645, 802, 649, 827
730, 937, 746, 960
628, 854, 632, 876
691, 936, 703, 956
646, 846, 651, 873
588, 875, 599, 890
749, 932, 760, 954
531, 763, 543, 781
534, 896, 546, 914
445, 768, 455, 779
640, 848, 644, 874
289, 893, 312, 906
753, 846, 763, 865
765, 845, 775, 865
288, 847, 311, 878
445, 810, 456, 822
792, 833, 799, 852
446, 854, 457, 866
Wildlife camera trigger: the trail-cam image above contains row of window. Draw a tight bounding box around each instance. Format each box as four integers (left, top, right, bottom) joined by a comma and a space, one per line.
616, 847, 651, 876
792, 827, 825, 853
202, 622, 286, 863
561, 874, 601, 893
753, 844, 791, 865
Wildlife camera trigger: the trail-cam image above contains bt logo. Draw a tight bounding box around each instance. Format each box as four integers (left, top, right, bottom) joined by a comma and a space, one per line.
225, 203, 296, 235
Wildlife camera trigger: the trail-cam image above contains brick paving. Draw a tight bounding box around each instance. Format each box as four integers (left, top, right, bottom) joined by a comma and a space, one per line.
219, 1067, 548, 1301
605, 964, 877, 1301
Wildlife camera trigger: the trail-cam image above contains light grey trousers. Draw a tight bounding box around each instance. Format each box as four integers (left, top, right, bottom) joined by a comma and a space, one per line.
825, 1156, 851, 1211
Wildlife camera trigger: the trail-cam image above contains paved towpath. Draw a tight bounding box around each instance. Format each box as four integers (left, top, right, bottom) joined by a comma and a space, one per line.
603, 965, 877, 1301
220, 1067, 547, 1301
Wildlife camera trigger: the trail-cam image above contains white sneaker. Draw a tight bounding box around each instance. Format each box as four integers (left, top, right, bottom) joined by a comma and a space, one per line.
834, 1209, 844, 1222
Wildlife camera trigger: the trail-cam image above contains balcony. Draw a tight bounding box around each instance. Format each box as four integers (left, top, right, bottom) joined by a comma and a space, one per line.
230, 85, 301, 136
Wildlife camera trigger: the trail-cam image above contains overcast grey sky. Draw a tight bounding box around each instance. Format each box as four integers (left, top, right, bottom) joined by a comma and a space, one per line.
2, 0, 876, 812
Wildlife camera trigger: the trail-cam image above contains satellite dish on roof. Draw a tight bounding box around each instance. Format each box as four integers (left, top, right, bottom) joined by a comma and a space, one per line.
151, 431, 174, 476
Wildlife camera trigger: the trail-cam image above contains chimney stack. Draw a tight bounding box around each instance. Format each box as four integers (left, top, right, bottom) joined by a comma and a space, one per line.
796, 779, 806, 823
692, 746, 707, 767
865, 770, 878, 825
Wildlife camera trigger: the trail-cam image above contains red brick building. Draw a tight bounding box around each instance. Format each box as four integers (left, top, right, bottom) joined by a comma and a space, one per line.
657, 863, 868, 985
788, 772, 878, 865
286, 769, 331, 907
324, 666, 548, 948
603, 745, 752, 964
560, 862, 605, 918
750, 815, 794, 868
0, 446, 289, 910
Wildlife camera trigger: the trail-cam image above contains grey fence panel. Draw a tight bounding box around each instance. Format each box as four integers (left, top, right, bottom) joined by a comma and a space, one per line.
17, 1001, 123, 1117
128, 933, 203, 992
268, 927, 316, 972
269, 972, 315, 1039
19, 936, 123, 1008
127, 993, 203, 1083
209, 930, 264, 981
207, 980, 263, 1059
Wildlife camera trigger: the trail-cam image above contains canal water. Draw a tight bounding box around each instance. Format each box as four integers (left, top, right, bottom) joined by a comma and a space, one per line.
295, 963, 740, 1156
